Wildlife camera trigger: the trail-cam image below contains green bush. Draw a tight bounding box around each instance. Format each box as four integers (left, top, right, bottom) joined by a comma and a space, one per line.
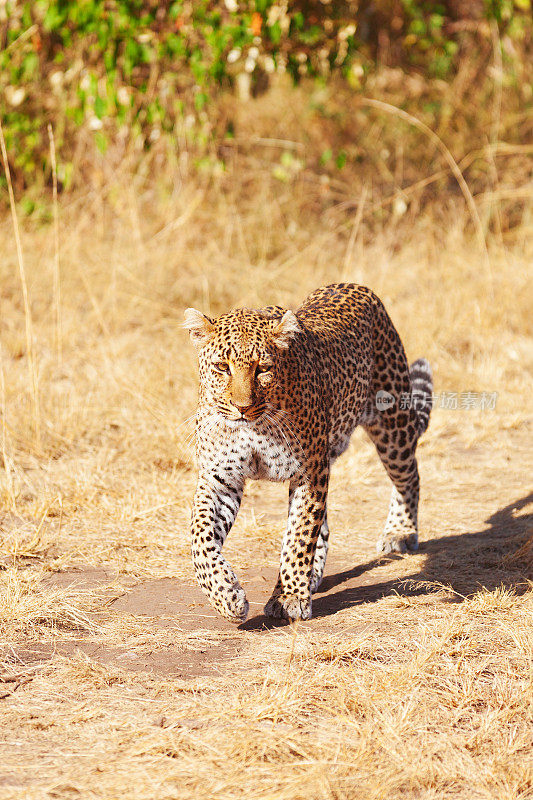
0, 0, 530, 194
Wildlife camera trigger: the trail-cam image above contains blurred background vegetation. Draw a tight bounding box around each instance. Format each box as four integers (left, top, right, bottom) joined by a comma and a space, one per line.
0, 0, 531, 236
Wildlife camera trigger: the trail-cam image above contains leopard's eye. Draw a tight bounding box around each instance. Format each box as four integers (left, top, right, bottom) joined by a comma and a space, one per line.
214, 362, 230, 374
256, 364, 272, 376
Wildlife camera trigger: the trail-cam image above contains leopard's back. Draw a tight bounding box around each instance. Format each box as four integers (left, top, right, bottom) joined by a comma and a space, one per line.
292, 282, 430, 447
289, 284, 383, 455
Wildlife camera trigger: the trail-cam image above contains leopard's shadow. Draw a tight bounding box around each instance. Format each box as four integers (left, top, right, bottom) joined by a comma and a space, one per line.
239, 558, 381, 631
239, 491, 532, 629
312, 490, 532, 619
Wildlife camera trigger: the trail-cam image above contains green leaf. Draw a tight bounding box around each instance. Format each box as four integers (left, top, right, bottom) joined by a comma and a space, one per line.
268, 21, 281, 45
94, 95, 106, 119
335, 150, 347, 169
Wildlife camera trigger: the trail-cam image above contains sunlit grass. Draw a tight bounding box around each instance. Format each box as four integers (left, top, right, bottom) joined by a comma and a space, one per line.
0, 88, 531, 798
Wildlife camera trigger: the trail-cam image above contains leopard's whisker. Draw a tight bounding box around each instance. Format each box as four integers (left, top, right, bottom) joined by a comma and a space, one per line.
267, 406, 304, 455
263, 409, 295, 456
177, 412, 198, 431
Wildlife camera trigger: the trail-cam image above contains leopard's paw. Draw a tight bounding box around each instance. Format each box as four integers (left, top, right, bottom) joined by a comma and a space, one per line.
215, 584, 249, 624
376, 532, 418, 555
264, 594, 312, 621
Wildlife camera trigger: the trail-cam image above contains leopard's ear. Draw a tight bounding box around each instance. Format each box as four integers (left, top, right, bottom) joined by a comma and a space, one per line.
183, 308, 215, 347
271, 310, 301, 349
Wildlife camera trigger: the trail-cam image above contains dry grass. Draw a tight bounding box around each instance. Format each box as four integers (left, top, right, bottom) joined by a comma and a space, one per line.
0, 567, 102, 638
0, 82, 532, 799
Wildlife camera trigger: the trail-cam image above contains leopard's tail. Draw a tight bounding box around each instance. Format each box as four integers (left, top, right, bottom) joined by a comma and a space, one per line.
410, 358, 433, 437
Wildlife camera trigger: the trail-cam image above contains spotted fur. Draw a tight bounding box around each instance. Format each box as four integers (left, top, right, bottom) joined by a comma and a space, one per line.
184, 283, 432, 623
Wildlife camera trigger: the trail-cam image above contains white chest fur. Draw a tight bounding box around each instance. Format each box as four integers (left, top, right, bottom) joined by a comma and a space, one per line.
197, 414, 301, 484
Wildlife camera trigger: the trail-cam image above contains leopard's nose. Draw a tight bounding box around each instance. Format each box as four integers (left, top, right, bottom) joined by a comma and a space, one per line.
233, 403, 253, 414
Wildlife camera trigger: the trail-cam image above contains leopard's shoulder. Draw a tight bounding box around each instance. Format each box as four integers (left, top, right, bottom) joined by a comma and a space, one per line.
256, 305, 286, 320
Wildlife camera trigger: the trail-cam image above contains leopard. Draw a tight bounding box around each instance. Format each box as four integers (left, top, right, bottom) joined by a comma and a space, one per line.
184, 283, 432, 624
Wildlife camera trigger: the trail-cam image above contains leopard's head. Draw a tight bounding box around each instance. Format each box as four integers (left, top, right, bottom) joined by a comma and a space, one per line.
184, 307, 300, 423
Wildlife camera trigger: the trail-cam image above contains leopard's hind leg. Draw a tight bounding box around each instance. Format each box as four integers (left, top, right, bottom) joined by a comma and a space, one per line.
363, 359, 432, 555
364, 414, 421, 554
366, 297, 433, 554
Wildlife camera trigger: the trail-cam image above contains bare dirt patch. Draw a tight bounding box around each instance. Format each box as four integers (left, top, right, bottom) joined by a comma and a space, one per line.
2, 555, 393, 681
3, 637, 244, 679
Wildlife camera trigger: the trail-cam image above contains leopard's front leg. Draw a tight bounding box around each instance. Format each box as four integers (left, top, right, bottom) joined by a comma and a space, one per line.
191, 472, 246, 623
265, 464, 329, 621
